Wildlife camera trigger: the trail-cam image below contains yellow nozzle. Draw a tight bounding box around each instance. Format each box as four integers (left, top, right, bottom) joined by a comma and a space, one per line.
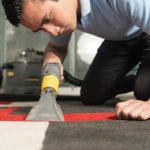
41, 75, 60, 93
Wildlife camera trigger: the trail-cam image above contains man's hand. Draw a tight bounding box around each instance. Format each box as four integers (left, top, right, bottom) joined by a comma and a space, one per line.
115, 99, 150, 121
43, 41, 68, 81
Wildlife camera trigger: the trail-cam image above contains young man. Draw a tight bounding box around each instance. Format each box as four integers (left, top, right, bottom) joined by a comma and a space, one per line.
2, 0, 150, 120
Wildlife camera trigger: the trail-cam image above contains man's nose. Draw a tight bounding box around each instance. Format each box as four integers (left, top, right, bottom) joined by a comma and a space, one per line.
42, 24, 60, 36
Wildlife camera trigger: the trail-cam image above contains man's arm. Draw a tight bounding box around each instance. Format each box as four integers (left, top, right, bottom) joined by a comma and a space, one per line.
42, 41, 68, 77
114, 0, 150, 121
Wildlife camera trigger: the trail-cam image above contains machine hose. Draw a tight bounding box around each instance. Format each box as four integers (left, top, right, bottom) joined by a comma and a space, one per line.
64, 70, 82, 86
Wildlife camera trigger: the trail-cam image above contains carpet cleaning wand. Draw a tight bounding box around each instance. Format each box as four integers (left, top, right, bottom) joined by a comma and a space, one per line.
26, 63, 64, 121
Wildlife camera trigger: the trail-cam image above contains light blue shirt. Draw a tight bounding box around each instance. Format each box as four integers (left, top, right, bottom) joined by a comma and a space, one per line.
49, 0, 150, 46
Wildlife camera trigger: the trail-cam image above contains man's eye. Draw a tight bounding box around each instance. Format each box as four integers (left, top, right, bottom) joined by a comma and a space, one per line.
45, 18, 50, 24
44, 13, 52, 24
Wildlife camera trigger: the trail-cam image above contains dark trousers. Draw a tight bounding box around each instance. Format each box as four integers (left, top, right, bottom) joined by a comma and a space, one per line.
81, 33, 150, 105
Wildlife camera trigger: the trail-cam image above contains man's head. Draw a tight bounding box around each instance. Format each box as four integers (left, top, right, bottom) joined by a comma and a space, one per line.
2, 0, 79, 36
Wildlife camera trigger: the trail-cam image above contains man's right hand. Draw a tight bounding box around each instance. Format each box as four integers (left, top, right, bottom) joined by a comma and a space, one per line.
42, 41, 68, 81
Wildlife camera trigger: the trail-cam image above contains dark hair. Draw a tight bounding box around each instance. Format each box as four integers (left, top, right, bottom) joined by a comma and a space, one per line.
2, 0, 24, 26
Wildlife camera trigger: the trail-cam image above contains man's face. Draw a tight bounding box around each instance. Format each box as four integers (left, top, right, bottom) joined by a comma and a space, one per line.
21, 0, 77, 36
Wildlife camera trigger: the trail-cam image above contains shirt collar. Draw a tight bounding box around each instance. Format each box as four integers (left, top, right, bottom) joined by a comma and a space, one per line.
79, 0, 91, 17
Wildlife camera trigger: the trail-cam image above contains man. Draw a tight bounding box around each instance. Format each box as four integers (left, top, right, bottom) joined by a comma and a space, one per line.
2, 0, 150, 120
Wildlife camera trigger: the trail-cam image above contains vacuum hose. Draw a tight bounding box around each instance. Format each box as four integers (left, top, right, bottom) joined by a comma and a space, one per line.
64, 70, 82, 86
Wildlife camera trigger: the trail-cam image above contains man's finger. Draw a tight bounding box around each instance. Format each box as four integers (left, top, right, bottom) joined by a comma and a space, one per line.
115, 99, 134, 119
128, 103, 147, 120
137, 107, 150, 121
119, 100, 143, 120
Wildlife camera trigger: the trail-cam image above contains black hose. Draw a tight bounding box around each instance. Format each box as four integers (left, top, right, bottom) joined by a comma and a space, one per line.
64, 70, 82, 86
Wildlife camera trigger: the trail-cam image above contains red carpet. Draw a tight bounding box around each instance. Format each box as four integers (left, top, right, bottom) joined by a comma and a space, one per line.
0, 101, 116, 121
64, 112, 116, 121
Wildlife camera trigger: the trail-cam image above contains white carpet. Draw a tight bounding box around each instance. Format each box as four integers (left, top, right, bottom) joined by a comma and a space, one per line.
0, 121, 49, 150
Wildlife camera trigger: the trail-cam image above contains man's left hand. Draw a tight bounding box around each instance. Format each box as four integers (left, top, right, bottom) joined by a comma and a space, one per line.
115, 99, 150, 120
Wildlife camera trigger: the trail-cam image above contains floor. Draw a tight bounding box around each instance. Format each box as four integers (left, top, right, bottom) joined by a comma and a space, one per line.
0, 92, 150, 150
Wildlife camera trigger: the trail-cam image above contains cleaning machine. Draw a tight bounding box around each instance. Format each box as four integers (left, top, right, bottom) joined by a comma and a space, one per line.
0, 49, 43, 96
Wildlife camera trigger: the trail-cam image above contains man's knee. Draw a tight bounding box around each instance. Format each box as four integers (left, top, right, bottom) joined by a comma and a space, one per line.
134, 83, 150, 101
80, 83, 115, 105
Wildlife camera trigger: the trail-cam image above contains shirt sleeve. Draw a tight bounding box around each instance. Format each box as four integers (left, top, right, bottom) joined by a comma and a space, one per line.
115, 0, 150, 34
49, 32, 72, 47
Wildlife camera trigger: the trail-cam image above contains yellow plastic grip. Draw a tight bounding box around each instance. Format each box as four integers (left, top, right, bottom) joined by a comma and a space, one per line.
41, 75, 60, 93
